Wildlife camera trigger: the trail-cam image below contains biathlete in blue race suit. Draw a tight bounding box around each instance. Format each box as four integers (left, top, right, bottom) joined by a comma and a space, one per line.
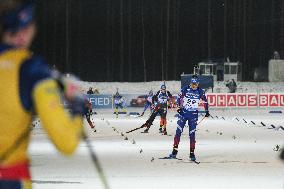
169, 77, 210, 161
140, 90, 154, 116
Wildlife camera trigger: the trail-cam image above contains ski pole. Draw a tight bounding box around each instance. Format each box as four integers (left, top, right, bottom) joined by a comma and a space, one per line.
127, 107, 160, 133
189, 116, 208, 134
54, 72, 110, 188
197, 116, 207, 125
126, 124, 147, 133
82, 131, 110, 189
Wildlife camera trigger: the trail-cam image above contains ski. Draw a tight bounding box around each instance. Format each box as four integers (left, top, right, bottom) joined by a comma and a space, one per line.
140, 131, 149, 133
159, 157, 200, 164
190, 160, 200, 164
126, 123, 148, 133
162, 134, 172, 136
180, 159, 200, 164
159, 156, 183, 160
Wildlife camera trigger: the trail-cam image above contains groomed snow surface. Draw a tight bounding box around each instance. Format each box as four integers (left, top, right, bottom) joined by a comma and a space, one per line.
30, 108, 284, 189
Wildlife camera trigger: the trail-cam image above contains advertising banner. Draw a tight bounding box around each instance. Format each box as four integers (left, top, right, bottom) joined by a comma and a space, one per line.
86, 94, 148, 109
204, 93, 284, 107
87, 94, 113, 109
83, 93, 284, 109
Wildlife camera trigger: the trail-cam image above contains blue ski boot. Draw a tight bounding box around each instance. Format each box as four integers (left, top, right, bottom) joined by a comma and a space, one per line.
189, 152, 196, 161
169, 147, 178, 158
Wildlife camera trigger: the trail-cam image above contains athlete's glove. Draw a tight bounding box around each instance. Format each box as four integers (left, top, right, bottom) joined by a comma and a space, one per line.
53, 71, 87, 115
177, 107, 182, 114
205, 111, 210, 117
151, 104, 156, 110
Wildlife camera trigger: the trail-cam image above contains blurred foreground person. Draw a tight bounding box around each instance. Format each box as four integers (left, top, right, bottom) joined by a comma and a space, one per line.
0, 0, 85, 188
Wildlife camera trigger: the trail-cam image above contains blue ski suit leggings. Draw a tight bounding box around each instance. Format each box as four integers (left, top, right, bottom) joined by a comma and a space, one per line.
143, 101, 153, 113
173, 112, 198, 150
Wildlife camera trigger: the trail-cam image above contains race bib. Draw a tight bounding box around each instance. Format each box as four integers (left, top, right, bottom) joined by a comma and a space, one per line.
158, 97, 168, 104
114, 99, 122, 104
183, 97, 199, 111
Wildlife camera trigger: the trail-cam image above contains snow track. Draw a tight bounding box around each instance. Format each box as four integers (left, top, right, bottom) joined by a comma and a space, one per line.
30, 108, 284, 189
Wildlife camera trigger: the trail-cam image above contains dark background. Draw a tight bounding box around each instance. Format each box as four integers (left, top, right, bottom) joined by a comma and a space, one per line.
33, 0, 284, 82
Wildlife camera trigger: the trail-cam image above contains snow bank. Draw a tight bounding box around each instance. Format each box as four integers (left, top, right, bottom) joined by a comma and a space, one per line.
79, 81, 284, 94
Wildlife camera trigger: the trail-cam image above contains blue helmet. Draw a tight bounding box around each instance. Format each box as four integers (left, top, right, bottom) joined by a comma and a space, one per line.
115, 91, 120, 96
190, 77, 199, 84
161, 85, 166, 90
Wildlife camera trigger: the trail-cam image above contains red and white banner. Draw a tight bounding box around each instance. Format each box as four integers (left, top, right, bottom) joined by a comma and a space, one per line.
200, 93, 284, 107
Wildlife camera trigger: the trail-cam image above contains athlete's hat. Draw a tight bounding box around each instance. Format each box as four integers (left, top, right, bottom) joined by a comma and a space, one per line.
190, 77, 199, 84
2, 1, 34, 33
161, 85, 166, 90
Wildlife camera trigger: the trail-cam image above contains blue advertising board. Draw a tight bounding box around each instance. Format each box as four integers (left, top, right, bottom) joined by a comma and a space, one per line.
86, 94, 113, 109
63, 93, 180, 109
86, 94, 149, 108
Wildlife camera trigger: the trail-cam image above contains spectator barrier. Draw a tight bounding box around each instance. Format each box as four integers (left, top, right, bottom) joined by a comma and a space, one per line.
61, 93, 284, 109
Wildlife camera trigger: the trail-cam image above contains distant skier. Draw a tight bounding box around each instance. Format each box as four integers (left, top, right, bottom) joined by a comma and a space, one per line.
113, 91, 127, 118
169, 76, 210, 161
140, 90, 154, 116
85, 100, 96, 132
142, 84, 174, 135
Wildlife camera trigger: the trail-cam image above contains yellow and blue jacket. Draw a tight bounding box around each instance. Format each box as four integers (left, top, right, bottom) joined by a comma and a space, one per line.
0, 44, 83, 180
